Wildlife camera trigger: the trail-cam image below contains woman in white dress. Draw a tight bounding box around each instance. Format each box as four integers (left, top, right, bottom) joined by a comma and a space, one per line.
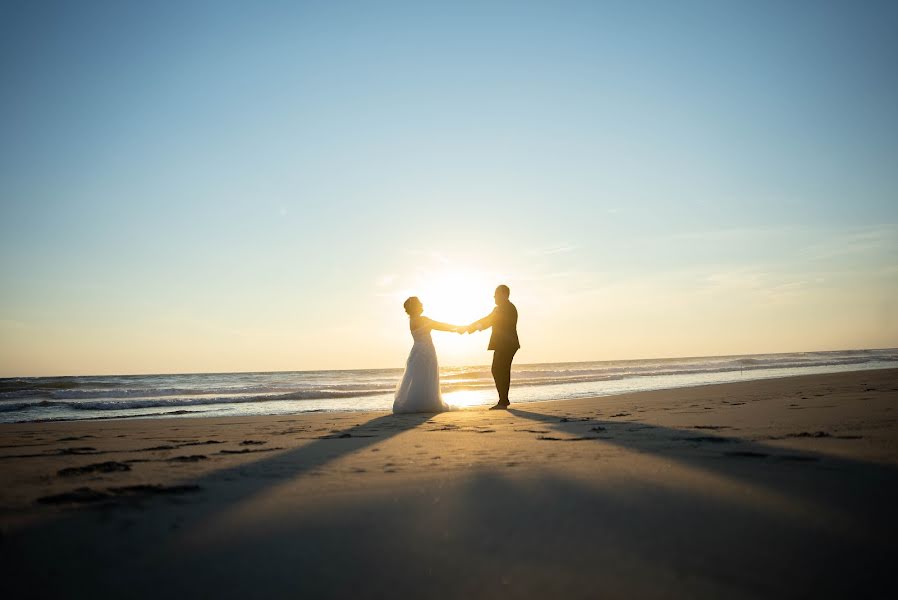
393, 296, 462, 414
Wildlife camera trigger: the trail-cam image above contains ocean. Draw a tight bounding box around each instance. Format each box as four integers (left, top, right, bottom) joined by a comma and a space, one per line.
1, 348, 895, 424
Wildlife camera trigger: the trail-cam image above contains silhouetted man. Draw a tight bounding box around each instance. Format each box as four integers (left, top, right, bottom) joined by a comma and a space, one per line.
467, 285, 520, 410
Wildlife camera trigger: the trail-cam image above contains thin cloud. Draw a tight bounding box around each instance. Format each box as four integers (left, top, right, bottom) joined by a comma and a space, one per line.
529, 244, 577, 256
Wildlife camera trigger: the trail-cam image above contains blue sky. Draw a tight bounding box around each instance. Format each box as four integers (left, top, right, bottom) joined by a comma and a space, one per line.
1, 1, 896, 376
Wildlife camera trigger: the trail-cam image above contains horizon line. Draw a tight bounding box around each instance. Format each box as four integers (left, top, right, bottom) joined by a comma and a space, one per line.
2, 345, 896, 380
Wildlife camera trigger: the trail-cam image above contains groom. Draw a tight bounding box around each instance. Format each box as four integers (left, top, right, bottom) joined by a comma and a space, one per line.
466, 285, 520, 410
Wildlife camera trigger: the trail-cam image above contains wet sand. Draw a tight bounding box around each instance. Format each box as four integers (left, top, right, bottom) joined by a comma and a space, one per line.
2, 369, 897, 598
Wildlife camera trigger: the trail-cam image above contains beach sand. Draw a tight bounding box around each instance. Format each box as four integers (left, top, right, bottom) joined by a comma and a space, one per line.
2, 369, 896, 598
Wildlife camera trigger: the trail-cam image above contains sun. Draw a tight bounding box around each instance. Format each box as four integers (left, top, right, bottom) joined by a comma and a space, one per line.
413, 269, 497, 326
392, 267, 504, 365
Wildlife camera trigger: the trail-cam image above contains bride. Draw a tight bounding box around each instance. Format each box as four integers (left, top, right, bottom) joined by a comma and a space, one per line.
393, 296, 462, 414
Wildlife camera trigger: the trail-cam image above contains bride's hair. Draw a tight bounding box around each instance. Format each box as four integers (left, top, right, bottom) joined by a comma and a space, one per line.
403, 296, 422, 316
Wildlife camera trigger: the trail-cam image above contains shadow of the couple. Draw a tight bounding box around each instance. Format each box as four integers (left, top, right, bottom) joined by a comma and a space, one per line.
508, 406, 898, 510
7, 405, 896, 599
164, 404, 898, 571
136, 465, 895, 598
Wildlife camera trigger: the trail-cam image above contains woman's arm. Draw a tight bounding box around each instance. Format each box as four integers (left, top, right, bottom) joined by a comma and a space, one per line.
422, 317, 462, 332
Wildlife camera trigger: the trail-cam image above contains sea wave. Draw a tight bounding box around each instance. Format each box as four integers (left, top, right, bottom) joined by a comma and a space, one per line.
0, 383, 400, 401
1, 350, 895, 418
0, 388, 394, 413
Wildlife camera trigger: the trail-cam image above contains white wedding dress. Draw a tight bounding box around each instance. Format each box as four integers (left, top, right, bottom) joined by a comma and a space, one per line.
393, 321, 450, 414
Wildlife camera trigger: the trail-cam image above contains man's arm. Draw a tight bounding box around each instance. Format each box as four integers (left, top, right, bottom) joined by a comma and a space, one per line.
466, 309, 496, 333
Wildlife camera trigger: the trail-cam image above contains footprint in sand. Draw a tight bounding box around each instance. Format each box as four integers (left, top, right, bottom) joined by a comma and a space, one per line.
218, 447, 282, 455
57, 447, 100, 455
57, 461, 132, 477
724, 451, 769, 459
167, 455, 208, 462
36, 484, 201, 505
674, 436, 732, 444
36, 488, 110, 504
777, 431, 863, 440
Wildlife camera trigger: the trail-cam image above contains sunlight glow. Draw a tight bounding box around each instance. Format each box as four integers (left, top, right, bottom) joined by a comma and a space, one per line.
443, 389, 492, 408
408, 269, 497, 327
391, 268, 502, 366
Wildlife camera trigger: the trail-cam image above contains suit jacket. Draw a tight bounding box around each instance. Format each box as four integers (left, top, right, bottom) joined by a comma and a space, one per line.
472, 301, 520, 352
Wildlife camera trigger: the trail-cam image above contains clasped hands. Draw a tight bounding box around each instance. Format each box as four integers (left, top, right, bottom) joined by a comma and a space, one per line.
453, 324, 478, 335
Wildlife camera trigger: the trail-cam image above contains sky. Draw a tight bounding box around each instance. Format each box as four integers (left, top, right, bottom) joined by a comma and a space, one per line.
1, 0, 896, 377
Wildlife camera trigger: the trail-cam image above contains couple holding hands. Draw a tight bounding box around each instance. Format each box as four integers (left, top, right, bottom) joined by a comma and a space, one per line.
393, 285, 520, 414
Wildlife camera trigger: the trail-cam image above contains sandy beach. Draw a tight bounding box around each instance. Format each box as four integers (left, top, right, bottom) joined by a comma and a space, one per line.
2, 369, 896, 598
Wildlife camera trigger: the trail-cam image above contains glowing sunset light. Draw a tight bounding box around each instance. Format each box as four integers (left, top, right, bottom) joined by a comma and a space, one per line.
408, 269, 497, 326
388, 267, 509, 365
442, 389, 491, 408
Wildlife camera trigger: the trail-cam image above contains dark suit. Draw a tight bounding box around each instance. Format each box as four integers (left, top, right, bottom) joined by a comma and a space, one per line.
472, 301, 520, 406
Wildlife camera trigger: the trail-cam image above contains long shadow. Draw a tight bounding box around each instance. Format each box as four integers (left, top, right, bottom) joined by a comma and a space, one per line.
10, 462, 895, 598
5, 406, 898, 598
2, 411, 447, 598
509, 407, 898, 515
181, 412, 436, 503
8, 412, 435, 528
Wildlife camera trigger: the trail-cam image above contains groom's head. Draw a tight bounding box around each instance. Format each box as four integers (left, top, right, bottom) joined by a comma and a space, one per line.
494, 284, 510, 304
